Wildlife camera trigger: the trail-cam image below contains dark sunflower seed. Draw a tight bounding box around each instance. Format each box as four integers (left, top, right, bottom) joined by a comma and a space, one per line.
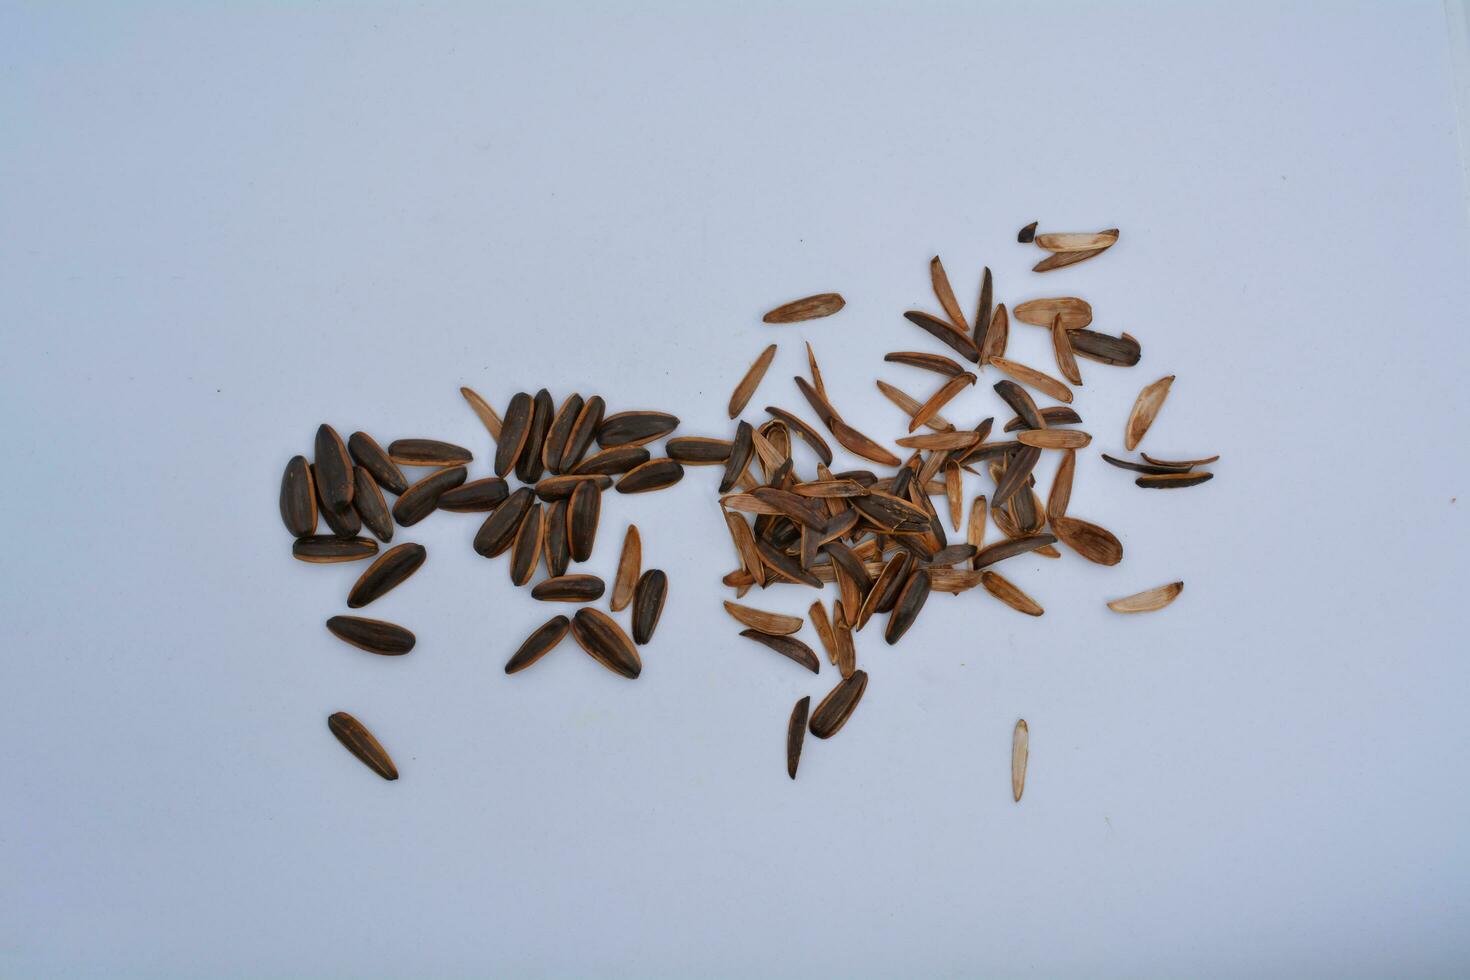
568, 480, 601, 562
1017, 221, 1038, 243
667, 436, 733, 465
388, 438, 472, 467
534, 474, 613, 501
328, 712, 398, 780
510, 502, 544, 586
617, 458, 684, 494
314, 424, 354, 513
571, 444, 650, 476
391, 466, 467, 527
752, 487, 828, 528
1100, 453, 1190, 475
973, 533, 1057, 568
809, 670, 868, 739
739, 629, 819, 672
873, 552, 913, 614
851, 491, 930, 532
292, 535, 378, 563
348, 432, 408, 495
720, 421, 755, 493
494, 392, 534, 477
347, 542, 427, 608
793, 376, 839, 428
326, 615, 416, 655
352, 467, 394, 542
598, 411, 680, 449
763, 407, 834, 466
755, 538, 823, 587
1004, 406, 1083, 432
992, 445, 1041, 508
570, 607, 642, 678
505, 615, 570, 674
543, 499, 571, 577
474, 486, 534, 557
561, 395, 605, 472
1136, 472, 1215, 489
973, 265, 993, 352
438, 477, 510, 512
925, 544, 977, 567
787, 696, 810, 779
542, 393, 584, 475
1071, 329, 1141, 366
903, 310, 981, 362
279, 455, 317, 538
822, 540, 873, 592
515, 388, 555, 483
885, 568, 931, 644
994, 380, 1045, 430
631, 569, 668, 645
531, 574, 605, 602
318, 474, 362, 537
884, 351, 966, 377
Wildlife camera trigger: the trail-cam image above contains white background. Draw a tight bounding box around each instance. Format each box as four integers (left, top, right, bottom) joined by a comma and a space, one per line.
3, 2, 1469, 977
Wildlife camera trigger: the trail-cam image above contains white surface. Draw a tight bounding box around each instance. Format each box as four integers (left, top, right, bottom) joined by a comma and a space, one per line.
3, 3, 1469, 977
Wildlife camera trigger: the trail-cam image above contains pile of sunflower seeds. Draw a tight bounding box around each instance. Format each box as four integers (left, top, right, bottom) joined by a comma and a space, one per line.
281, 222, 1217, 791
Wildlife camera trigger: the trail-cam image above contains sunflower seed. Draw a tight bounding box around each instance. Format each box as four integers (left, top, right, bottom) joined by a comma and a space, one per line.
874, 380, 955, 431
318, 475, 361, 537
438, 477, 510, 512
763, 293, 846, 323
1051, 316, 1083, 387
723, 601, 803, 635
720, 421, 755, 494
990, 357, 1073, 404
930, 255, 970, 333
544, 499, 571, 577
1108, 581, 1184, 613
542, 393, 584, 474
666, 437, 732, 465
531, 574, 605, 602
391, 465, 467, 527
292, 535, 379, 563
1100, 453, 1189, 475
926, 544, 977, 566
347, 542, 426, 608
973, 265, 993, 352
510, 502, 544, 585
1136, 472, 1214, 489
851, 491, 930, 532
1017, 429, 1091, 449
981, 571, 1043, 616
792, 479, 867, 498
1034, 245, 1108, 272
1013, 297, 1093, 329
562, 394, 605, 472
730, 344, 778, 418
994, 379, 1046, 430
739, 629, 819, 672
350, 467, 393, 542
787, 696, 810, 779
1047, 449, 1075, 521
1017, 221, 1038, 243
571, 608, 642, 678
764, 407, 834, 466
632, 569, 667, 645
1003, 406, 1083, 432
809, 600, 838, 662
903, 310, 981, 362
980, 303, 1009, 363
597, 411, 680, 449
459, 386, 503, 441
1012, 719, 1028, 801
753, 487, 828, 528
389, 438, 473, 467
992, 445, 1041, 507
885, 568, 930, 644
885, 351, 965, 377
326, 615, 417, 655
328, 712, 398, 781
617, 458, 684, 493
474, 486, 534, 557
830, 418, 901, 467
534, 474, 613, 501
1071, 329, 1141, 366
495, 392, 534, 476
348, 432, 409, 496
1051, 515, 1123, 565
515, 388, 554, 483
755, 538, 822, 587
279, 456, 317, 537
1125, 375, 1174, 450
568, 480, 601, 562
505, 615, 571, 673
314, 424, 354, 513
1141, 452, 1219, 468
972, 534, 1057, 568
809, 670, 867, 739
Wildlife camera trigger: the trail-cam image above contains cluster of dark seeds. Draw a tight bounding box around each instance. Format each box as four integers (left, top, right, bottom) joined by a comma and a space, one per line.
280, 394, 686, 780
285, 222, 1217, 789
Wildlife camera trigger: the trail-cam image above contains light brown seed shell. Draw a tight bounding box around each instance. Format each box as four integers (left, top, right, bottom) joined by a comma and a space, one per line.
929, 255, 969, 333
981, 571, 1043, 616
459, 386, 503, 441
610, 525, 642, 611
1107, 581, 1184, 613
1047, 449, 1075, 521
724, 601, 804, 636
1033, 246, 1109, 271
1050, 515, 1123, 566
1012, 719, 1028, 801
1034, 229, 1119, 252
1051, 314, 1083, 386
1017, 429, 1091, 450
730, 344, 778, 418
981, 303, 1009, 363
990, 357, 1073, 404
809, 600, 838, 663
1013, 297, 1093, 330
1125, 375, 1175, 451
875, 380, 955, 432
763, 293, 846, 323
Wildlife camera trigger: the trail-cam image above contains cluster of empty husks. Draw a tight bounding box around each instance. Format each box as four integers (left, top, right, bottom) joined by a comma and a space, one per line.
279, 394, 690, 780
280, 221, 1216, 791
